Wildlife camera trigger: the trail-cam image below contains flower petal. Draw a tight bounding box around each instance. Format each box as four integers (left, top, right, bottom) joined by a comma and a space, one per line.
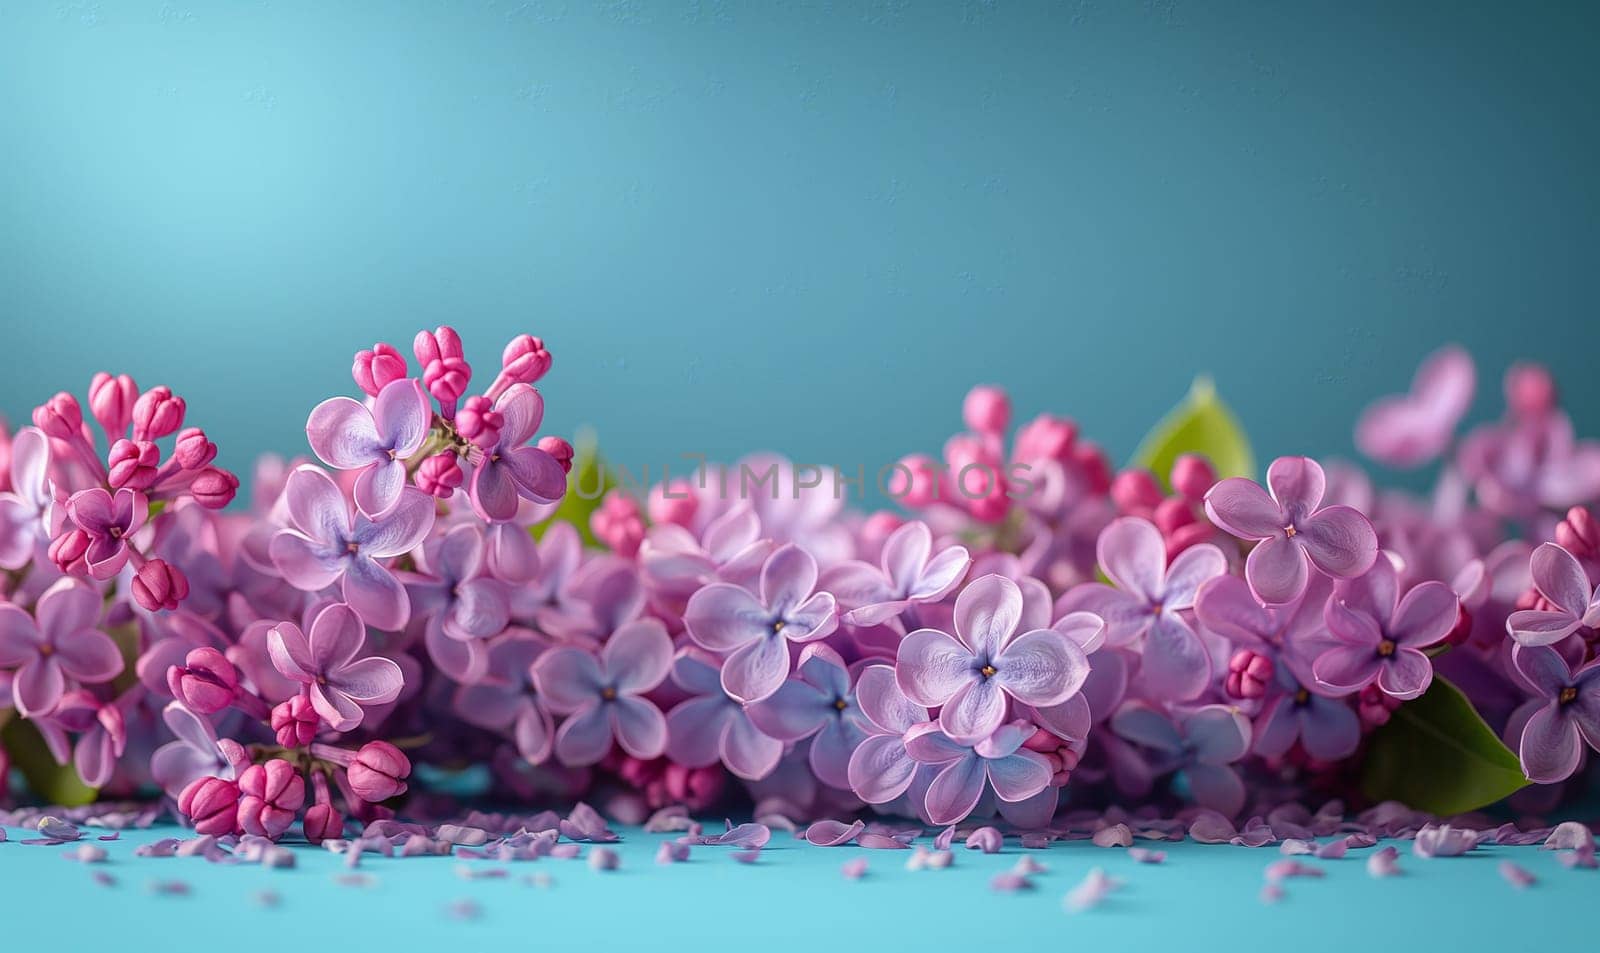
665, 695, 732, 768
993, 628, 1088, 707
1245, 534, 1309, 605
532, 648, 606, 714
610, 696, 667, 760
1267, 456, 1326, 513
469, 459, 519, 522
52, 630, 123, 683
602, 619, 673, 694
1511, 643, 1574, 698
1136, 613, 1211, 701
1376, 648, 1433, 700
282, 465, 351, 542
895, 628, 976, 708
305, 397, 382, 470
923, 756, 986, 826
985, 750, 1051, 803
1529, 542, 1593, 618
952, 574, 1023, 658
13, 656, 63, 716
1298, 505, 1378, 579
1507, 609, 1582, 647
372, 379, 430, 456
503, 446, 567, 505
493, 384, 546, 449
910, 544, 971, 604
1096, 518, 1167, 603
938, 677, 1009, 744
848, 734, 918, 804
1389, 581, 1458, 648
554, 704, 614, 765
1055, 583, 1151, 647
1161, 543, 1227, 608
268, 531, 343, 592
1185, 763, 1245, 816
308, 603, 366, 673
1205, 477, 1283, 539
354, 489, 435, 558
353, 460, 406, 519
1183, 705, 1252, 764
759, 544, 819, 617
329, 656, 403, 704
719, 634, 792, 703
266, 622, 314, 682
1519, 702, 1582, 784
1298, 697, 1360, 761
721, 712, 783, 780
1311, 644, 1382, 693
855, 664, 927, 734
1110, 701, 1183, 754
342, 557, 411, 631
684, 583, 770, 652
880, 521, 932, 594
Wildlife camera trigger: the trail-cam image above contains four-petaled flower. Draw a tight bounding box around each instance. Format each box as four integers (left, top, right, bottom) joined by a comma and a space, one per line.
65, 487, 147, 580
532, 619, 673, 765
1205, 456, 1378, 605
899, 574, 1095, 743
823, 520, 971, 625
267, 602, 405, 732
846, 664, 931, 805
1507, 542, 1600, 647
1310, 557, 1457, 700
467, 383, 568, 522
684, 544, 839, 703
268, 465, 435, 630
664, 650, 783, 781
904, 721, 1053, 826
0, 578, 123, 716
306, 378, 430, 517
1509, 643, 1600, 784
1110, 702, 1253, 816
747, 644, 868, 789
0, 427, 55, 570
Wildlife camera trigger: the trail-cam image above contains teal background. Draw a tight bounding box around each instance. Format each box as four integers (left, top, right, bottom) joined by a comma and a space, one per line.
3, 1, 1597, 486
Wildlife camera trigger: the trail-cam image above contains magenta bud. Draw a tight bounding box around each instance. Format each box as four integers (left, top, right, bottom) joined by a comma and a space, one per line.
135, 558, 190, 614
413, 452, 463, 498
1013, 414, 1078, 464
352, 342, 408, 397
88, 372, 139, 440
237, 760, 306, 840
536, 436, 574, 474
270, 695, 319, 747
501, 334, 552, 384
1111, 469, 1163, 514
422, 358, 472, 409
348, 741, 411, 803
454, 395, 503, 450
132, 386, 186, 441
107, 439, 161, 490
414, 325, 465, 366
178, 776, 241, 837
1506, 362, 1557, 418
1225, 650, 1274, 700
166, 645, 236, 712
173, 427, 217, 470
48, 528, 90, 573
190, 467, 239, 509
962, 385, 1011, 436
1170, 454, 1218, 503
303, 803, 344, 845
1073, 442, 1113, 494
1556, 506, 1599, 560
647, 480, 698, 527
591, 490, 645, 558
1152, 497, 1196, 536
887, 453, 940, 508
32, 392, 84, 440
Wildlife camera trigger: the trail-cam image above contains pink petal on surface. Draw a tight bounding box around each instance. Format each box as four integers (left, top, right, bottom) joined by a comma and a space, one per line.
966, 827, 1004, 853
990, 872, 1034, 892
1499, 861, 1536, 889
1063, 867, 1122, 913
1367, 846, 1402, 878
841, 858, 869, 880
804, 819, 867, 847
1128, 847, 1166, 864
1543, 821, 1595, 850
1092, 824, 1133, 848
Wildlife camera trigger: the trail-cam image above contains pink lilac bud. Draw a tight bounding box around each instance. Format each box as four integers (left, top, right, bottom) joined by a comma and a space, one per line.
1111, 469, 1163, 515
1358, 684, 1401, 731
1442, 604, 1474, 649
414, 452, 463, 498
860, 511, 905, 554
107, 439, 160, 490
302, 803, 344, 845
173, 428, 217, 470
537, 436, 574, 474
662, 763, 724, 812
591, 490, 645, 558
1021, 727, 1081, 787
415, 326, 471, 415
1556, 507, 1600, 560
1013, 414, 1078, 464
962, 385, 1011, 436
134, 559, 190, 613
1225, 650, 1274, 699
647, 480, 698, 526
1153, 497, 1197, 536
32, 392, 84, 440
348, 741, 411, 802
1170, 454, 1218, 503
88, 373, 139, 440
352, 343, 408, 397
271, 695, 319, 747
501, 334, 552, 384
1073, 442, 1113, 495
132, 386, 186, 441
889, 454, 940, 508
237, 760, 306, 839
178, 777, 241, 837
1165, 521, 1216, 560
454, 395, 503, 450
190, 467, 239, 509
49, 528, 90, 573
166, 646, 237, 713
1505, 362, 1557, 419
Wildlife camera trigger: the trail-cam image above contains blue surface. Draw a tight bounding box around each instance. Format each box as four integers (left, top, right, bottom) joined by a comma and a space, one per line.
1, 822, 1587, 951
4, 1, 1600, 498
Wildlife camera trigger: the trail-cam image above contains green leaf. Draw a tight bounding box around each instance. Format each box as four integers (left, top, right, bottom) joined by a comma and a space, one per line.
532, 426, 616, 548
1360, 675, 1528, 814
1131, 376, 1255, 491
1, 717, 98, 807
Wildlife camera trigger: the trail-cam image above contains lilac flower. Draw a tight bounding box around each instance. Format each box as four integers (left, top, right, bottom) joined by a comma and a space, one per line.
267, 602, 405, 731
451, 634, 552, 763
1507, 543, 1600, 647
1250, 657, 1360, 762
1509, 643, 1600, 783
36, 691, 127, 788
904, 721, 1053, 826
1110, 702, 1253, 816
1355, 345, 1475, 468
268, 465, 434, 630
531, 619, 673, 765
402, 524, 511, 643
305, 378, 430, 516
466, 383, 567, 522
0, 579, 122, 715
1057, 517, 1222, 701
898, 573, 1093, 742
1310, 557, 1458, 700
640, 507, 773, 617
150, 701, 244, 798
665, 650, 783, 781
1459, 411, 1600, 519
684, 544, 839, 703
846, 664, 931, 805
0, 427, 55, 570
822, 521, 970, 625
65, 487, 147, 580
1205, 456, 1379, 604
747, 644, 868, 789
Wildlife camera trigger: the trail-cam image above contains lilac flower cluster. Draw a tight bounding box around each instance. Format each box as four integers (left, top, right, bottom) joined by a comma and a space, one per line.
0, 334, 1597, 841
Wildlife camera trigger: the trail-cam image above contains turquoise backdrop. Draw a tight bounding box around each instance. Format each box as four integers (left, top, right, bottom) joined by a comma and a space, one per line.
3, 0, 1597, 497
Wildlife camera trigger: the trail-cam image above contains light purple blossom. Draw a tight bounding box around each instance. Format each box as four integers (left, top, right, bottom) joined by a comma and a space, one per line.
747, 644, 868, 789
531, 619, 672, 764
1507, 542, 1600, 647
1460, 411, 1600, 518
66, 487, 147, 580
0, 578, 122, 715
684, 543, 839, 703
1509, 643, 1600, 783
1310, 557, 1457, 700
1110, 702, 1253, 816
1355, 345, 1475, 468
846, 664, 931, 805
466, 384, 567, 522
305, 378, 430, 517
0, 427, 56, 570
904, 721, 1053, 826
1205, 456, 1379, 605
402, 524, 511, 684
822, 521, 970, 625
1059, 515, 1221, 699
150, 701, 244, 798
267, 602, 405, 731
268, 465, 435, 630
665, 650, 783, 781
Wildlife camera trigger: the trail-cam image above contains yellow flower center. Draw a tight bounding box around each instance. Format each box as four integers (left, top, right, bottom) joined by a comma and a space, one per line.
1376, 639, 1396, 658
980, 664, 998, 678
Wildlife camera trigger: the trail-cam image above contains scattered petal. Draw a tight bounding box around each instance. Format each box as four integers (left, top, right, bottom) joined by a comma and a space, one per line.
966, 827, 1004, 853
1128, 847, 1166, 864
841, 858, 869, 880
1092, 824, 1133, 848
1063, 867, 1122, 912
1367, 846, 1402, 878
1500, 861, 1537, 889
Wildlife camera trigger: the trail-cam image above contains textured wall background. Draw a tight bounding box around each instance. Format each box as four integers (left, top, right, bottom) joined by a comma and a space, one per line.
2, 1, 1595, 495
